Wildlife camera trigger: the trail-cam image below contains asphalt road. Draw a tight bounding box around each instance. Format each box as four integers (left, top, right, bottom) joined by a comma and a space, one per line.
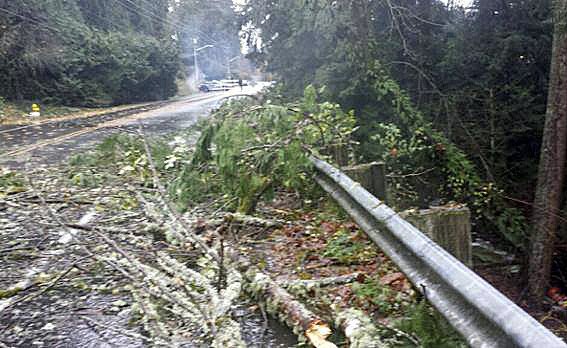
0, 87, 259, 169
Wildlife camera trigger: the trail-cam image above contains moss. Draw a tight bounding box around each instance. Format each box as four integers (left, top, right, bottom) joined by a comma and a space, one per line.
0, 287, 24, 299
395, 301, 467, 348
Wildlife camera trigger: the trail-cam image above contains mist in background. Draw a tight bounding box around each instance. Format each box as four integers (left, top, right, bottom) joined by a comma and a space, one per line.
170, 0, 260, 91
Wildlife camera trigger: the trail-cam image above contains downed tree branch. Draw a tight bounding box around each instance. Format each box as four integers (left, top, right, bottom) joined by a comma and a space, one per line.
334, 308, 389, 348
220, 212, 285, 229
283, 273, 363, 289
138, 126, 220, 262
242, 265, 338, 348
190, 212, 285, 232
211, 317, 247, 348
0, 257, 87, 312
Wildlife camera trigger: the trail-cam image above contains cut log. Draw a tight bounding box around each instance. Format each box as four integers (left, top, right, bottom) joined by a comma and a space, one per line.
335, 308, 387, 348
243, 267, 338, 348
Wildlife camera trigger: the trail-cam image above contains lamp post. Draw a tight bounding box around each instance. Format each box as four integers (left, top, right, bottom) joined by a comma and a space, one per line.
227, 55, 240, 79
193, 39, 214, 85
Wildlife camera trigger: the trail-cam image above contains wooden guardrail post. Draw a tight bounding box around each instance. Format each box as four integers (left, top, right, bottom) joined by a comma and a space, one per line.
325, 144, 349, 167
340, 162, 471, 267
401, 206, 472, 267
342, 162, 388, 203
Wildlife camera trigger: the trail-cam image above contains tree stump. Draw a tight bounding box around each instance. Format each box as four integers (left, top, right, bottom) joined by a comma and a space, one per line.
401, 205, 472, 267
342, 162, 387, 202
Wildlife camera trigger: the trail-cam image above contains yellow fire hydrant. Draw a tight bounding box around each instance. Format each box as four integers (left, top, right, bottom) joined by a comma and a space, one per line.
30, 103, 41, 117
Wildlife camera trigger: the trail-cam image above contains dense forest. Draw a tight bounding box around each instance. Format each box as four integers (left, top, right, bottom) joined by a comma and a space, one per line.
241, 0, 565, 297
0, 0, 240, 106
243, 0, 551, 204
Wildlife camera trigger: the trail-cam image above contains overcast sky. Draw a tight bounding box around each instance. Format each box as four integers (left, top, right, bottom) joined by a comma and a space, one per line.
233, 0, 474, 7
448, 0, 474, 7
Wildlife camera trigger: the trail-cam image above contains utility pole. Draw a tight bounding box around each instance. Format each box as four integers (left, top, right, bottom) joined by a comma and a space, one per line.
193, 38, 199, 85
227, 55, 240, 79
193, 38, 214, 86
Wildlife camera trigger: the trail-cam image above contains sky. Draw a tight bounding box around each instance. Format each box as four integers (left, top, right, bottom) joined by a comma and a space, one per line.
233, 0, 474, 7
445, 0, 475, 8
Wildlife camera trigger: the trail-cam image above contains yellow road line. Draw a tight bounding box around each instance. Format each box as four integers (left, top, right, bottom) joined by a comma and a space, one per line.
0, 93, 222, 158
0, 92, 223, 135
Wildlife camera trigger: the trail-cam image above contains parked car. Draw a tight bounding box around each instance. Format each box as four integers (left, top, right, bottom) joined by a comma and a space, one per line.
198, 80, 240, 92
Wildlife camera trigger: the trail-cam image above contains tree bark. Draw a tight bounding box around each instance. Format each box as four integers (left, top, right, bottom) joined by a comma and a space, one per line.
243, 267, 337, 348
335, 308, 388, 348
528, 0, 567, 299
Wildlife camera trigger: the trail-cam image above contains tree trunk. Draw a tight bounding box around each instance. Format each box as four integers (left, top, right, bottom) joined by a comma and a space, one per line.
528, 0, 567, 300
244, 267, 338, 348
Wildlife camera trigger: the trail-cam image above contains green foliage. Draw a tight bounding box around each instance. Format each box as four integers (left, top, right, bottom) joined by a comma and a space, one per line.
361, 63, 530, 248
396, 301, 466, 348
351, 276, 413, 316
69, 170, 107, 188
218, 88, 355, 213
61, 31, 179, 105
180, 86, 357, 214
69, 132, 220, 211
190, 124, 216, 168
0, 168, 26, 197
323, 229, 377, 265
168, 166, 219, 210
0, 0, 178, 106
68, 134, 171, 187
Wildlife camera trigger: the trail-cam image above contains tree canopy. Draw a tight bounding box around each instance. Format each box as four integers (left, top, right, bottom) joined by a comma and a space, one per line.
0, 0, 240, 105
241, 0, 556, 256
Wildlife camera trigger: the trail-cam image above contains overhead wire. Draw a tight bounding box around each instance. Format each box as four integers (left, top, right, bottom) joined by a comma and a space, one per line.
135, 0, 226, 44
0, 7, 62, 34
114, 0, 233, 49
1, 2, 210, 47
0, 5, 144, 45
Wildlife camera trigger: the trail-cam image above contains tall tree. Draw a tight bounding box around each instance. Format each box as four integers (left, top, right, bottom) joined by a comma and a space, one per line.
0, 0, 179, 105
528, 0, 567, 299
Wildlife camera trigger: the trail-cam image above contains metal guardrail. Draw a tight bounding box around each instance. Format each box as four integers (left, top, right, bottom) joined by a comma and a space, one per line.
310, 156, 567, 348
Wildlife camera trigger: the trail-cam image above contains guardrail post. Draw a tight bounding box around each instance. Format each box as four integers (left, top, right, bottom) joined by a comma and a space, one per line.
342, 162, 387, 203
402, 206, 473, 267
310, 155, 567, 347
324, 144, 349, 167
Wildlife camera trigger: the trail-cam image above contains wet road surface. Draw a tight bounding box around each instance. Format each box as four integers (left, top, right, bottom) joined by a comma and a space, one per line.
0, 91, 235, 169
1, 85, 300, 347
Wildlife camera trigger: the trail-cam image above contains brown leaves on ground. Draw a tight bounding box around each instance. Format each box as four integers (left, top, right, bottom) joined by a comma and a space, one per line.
247, 201, 417, 318
380, 272, 412, 292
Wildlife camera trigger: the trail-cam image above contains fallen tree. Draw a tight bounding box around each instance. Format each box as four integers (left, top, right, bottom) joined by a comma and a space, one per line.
335, 308, 388, 348
243, 265, 338, 348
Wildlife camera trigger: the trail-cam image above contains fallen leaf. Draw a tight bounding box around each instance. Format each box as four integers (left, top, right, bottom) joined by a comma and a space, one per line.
380, 272, 405, 285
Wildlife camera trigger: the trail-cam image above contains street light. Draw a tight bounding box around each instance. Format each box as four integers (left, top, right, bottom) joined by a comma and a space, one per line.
193, 39, 214, 85
227, 55, 240, 79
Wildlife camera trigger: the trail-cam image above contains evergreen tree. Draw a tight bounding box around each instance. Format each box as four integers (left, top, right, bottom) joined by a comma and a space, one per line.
0, 0, 179, 105
529, 0, 567, 300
